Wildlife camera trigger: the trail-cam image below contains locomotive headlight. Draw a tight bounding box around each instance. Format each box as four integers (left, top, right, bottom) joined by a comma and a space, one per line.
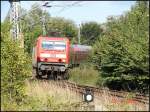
40, 58, 44, 61
40, 53, 50, 58
56, 54, 66, 58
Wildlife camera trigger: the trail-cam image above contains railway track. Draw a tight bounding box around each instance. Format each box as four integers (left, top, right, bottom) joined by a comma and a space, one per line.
29, 78, 149, 105
58, 81, 149, 105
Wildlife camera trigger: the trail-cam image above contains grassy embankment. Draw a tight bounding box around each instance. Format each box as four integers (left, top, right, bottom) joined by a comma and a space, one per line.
2, 63, 148, 111
69, 63, 99, 86
2, 78, 148, 111
68, 63, 149, 111
2, 80, 82, 111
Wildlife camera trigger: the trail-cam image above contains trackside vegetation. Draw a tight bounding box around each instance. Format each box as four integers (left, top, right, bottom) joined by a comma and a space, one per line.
70, 2, 149, 94
69, 63, 99, 86
91, 1, 149, 93
1, 22, 32, 109
1, 1, 149, 111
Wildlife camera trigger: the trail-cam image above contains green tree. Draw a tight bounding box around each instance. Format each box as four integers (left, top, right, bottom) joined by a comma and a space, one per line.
21, 3, 50, 54
1, 22, 32, 106
47, 17, 78, 42
80, 22, 102, 45
18, 3, 78, 54
91, 1, 149, 93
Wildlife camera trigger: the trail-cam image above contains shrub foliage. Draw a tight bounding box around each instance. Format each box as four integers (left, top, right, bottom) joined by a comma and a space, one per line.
91, 1, 149, 93
1, 22, 32, 106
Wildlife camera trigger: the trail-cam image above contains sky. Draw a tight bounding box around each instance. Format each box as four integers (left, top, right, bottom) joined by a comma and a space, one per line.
1, 1, 136, 25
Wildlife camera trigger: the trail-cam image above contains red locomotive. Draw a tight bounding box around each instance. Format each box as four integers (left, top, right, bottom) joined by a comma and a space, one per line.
32, 36, 91, 80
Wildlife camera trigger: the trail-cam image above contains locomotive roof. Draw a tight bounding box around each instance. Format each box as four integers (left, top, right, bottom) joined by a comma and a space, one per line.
37, 36, 69, 41
71, 44, 92, 51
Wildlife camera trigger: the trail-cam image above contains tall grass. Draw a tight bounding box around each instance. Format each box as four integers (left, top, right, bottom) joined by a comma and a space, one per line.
2, 79, 148, 111
69, 63, 99, 86
22, 80, 82, 111
1, 80, 82, 111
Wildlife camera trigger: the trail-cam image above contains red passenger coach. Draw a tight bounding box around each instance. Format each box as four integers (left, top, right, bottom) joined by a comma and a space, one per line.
69, 44, 92, 66
32, 36, 70, 79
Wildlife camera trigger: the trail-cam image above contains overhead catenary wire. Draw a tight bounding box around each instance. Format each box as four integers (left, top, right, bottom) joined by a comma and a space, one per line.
8, 1, 85, 38
41, 1, 84, 36
9, 1, 84, 22
56, 1, 83, 15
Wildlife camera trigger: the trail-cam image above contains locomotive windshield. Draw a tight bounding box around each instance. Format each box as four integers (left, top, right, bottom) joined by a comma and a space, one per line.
42, 41, 66, 50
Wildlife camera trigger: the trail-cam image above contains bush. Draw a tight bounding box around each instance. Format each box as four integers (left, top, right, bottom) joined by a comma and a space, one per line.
91, 1, 149, 93
1, 22, 32, 110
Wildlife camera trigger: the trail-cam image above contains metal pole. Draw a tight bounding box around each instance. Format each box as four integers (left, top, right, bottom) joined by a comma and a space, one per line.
78, 24, 81, 44
42, 1, 52, 36
9, 1, 21, 40
42, 6, 46, 36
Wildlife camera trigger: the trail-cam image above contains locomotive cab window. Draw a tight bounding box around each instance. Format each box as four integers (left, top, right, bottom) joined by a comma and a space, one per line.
42, 41, 66, 50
